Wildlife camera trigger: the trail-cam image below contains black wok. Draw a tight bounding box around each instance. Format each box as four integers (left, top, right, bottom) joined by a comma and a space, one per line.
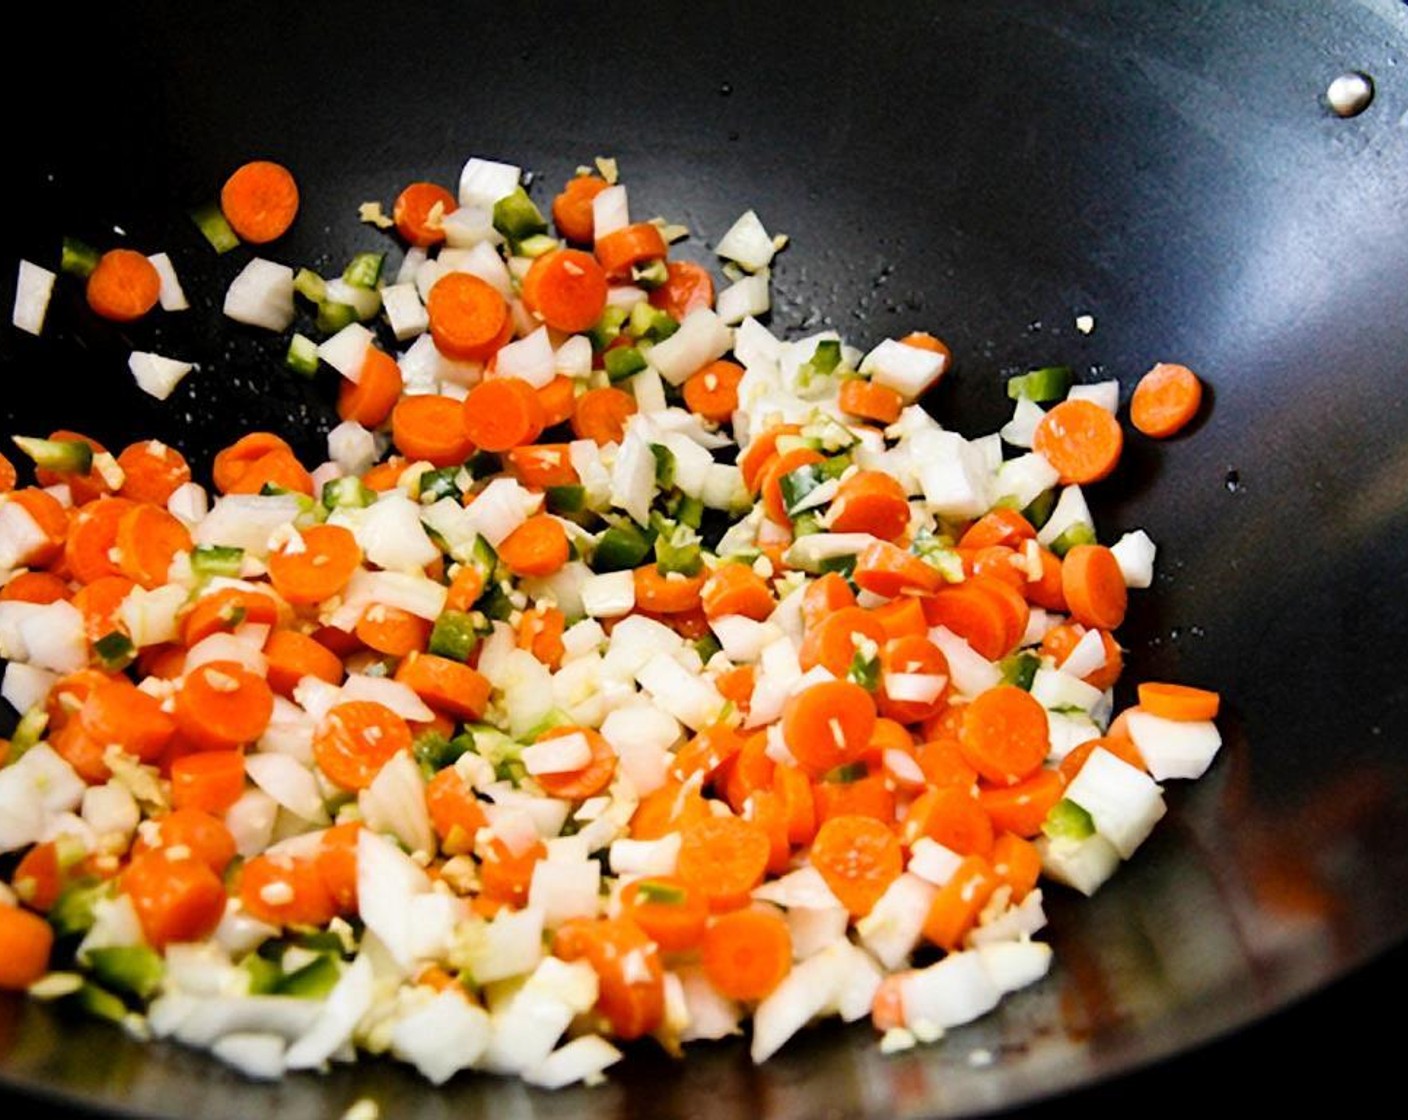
3, 1, 1408, 1115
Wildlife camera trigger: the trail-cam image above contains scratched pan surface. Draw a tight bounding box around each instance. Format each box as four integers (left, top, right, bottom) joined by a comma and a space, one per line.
2, 1, 1408, 1116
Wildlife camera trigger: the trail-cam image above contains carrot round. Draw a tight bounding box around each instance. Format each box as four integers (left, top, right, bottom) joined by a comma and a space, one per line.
220, 159, 299, 244
174, 660, 275, 751
79, 676, 177, 764
117, 440, 191, 505
1137, 681, 1221, 721
800, 606, 887, 677
922, 854, 996, 951
1032, 399, 1124, 485
64, 495, 135, 584
1024, 545, 1067, 611
810, 814, 903, 917
426, 767, 488, 855
1057, 736, 1147, 784
426, 272, 511, 362
267, 523, 362, 605
0, 570, 70, 605
505, 444, 579, 490
313, 700, 412, 791
393, 181, 457, 247
121, 850, 227, 950
634, 564, 706, 615
977, 768, 1066, 838
224, 448, 314, 497
959, 509, 1036, 551
263, 628, 344, 696
921, 581, 1014, 661
759, 446, 824, 525
0, 905, 54, 990
701, 906, 793, 1001
677, 815, 771, 912
570, 386, 637, 446
361, 455, 408, 492
211, 432, 294, 494
801, 571, 857, 630
838, 378, 904, 425
135, 807, 237, 874
554, 917, 665, 1040
1131, 362, 1203, 438
315, 821, 362, 916
551, 174, 608, 244
649, 260, 715, 319
991, 831, 1043, 903
618, 876, 709, 953
182, 588, 279, 647
497, 513, 570, 578
461, 377, 548, 453
878, 635, 951, 724
339, 347, 404, 428
781, 679, 877, 775
701, 561, 775, 621
520, 248, 609, 333
531, 726, 616, 800
535, 376, 579, 429
1040, 622, 1123, 691
958, 685, 1049, 787
34, 430, 114, 505
479, 836, 546, 908
238, 853, 337, 928
391, 393, 477, 467
594, 222, 668, 280
738, 424, 801, 494
355, 604, 431, 657
394, 652, 491, 721
682, 360, 745, 423
85, 249, 161, 322
828, 470, 911, 541
1061, 543, 1128, 631
854, 540, 943, 599
170, 750, 247, 815
902, 784, 995, 855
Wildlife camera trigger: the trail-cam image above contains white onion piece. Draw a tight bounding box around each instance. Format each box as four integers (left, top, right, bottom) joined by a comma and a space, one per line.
12, 260, 55, 335
592, 185, 629, 239
129, 351, 195, 401
223, 258, 294, 331
317, 322, 374, 380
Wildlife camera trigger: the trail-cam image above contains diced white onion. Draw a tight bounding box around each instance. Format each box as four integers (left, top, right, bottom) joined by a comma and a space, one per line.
223, 258, 295, 331
458, 157, 521, 209
714, 210, 776, 272
592, 185, 629, 240
12, 260, 56, 335
128, 351, 195, 401
317, 322, 375, 380
1110, 529, 1157, 589
381, 282, 429, 341
648, 308, 733, 386
492, 326, 556, 388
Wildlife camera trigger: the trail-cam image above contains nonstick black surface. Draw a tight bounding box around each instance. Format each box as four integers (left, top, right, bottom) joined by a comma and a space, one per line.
3, 1, 1408, 1116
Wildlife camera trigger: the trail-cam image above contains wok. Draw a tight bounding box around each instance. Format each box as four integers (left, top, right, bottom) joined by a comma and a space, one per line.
2, 0, 1407, 1115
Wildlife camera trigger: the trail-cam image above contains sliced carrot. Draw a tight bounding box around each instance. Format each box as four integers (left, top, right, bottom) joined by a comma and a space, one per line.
1061, 543, 1128, 631
870, 597, 929, 642
444, 564, 486, 613
828, 471, 912, 541
135, 807, 237, 874
224, 448, 315, 497
990, 831, 1042, 903
649, 260, 714, 319
212, 432, 294, 494
267, 523, 362, 605
535, 375, 579, 429
801, 571, 857, 630
682, 360, 745, 423
812, 768, 896, 825
877, 634, 950, 724
854, 540, 943, 598
800, 605, 887, 676
1137, 681, 1221, 722
0, 570, 70, 604
390, 393, 476, 467
959, 509, 1037, 551
393, 181, 457, 247
963, 545, 1027, 591
837, 378, 904, 425
182, 587, 279, 647
221, 159, 299, 243
427, 272, 511, 362
738, 424, 802, 495
633, 564, 705, 615
532, 725, 616, 801
1024, 545, 1067, 611
517, 603, 567, 669
811, 814, 903, 917
339, 346, 404, 428
122, 850, 227, 950
460, 377, 548, 453
478, 835, 545, 908
772, 762, 818, 846
312, 699, 413, 791
0, 903, 55, 989
1033, 399, 1124, 485
921, 581, 1014, 661
355, 604, 431, 657
723, 732, 777, 815
34, 429, 114, 505
361, 455, 407, 492
504, 444, 578, 489
618, 876, 709, 953
570, 386, 637, 446
1131, 362, 1203, 438
901, 785, 994, 856
1057, 736, 1147, 785
263, 628, 344, 696
958, 685, 1049, 787
701, 906, 793, 1001
314, 821, 361, 916
978, 768, 1066, 838
51, 719, 110, 784
1040, 622, 1123, 691
781, 679, 877, 776
5, 488, 70, 568
554, 916, 665, 1040
497, 514, 570, 578
700, 561, 775, 621
117, 439, 191, 505
914, 736, 979, 789
0, 453, 14, 494
521, 248, 609, 333
426, 767, 488, 855
759, 446, 825, 525
551, 174, 609, 244
45, 668, 113, 733
13, 841, 69, 913
715, 664, 756, 716
394, 652, 491, 721
85, 249, 161, 322
170, 750, 247, 815
79, 676, 176, 763
970, 573, 1031, 655
594, 222, 668, 280
677, 815, 771, 912
72, 574, 136, 648
629, 779, 711, 840
175, 660, 275, 751
238, 852, 337, 928
922, 854, 996, 951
